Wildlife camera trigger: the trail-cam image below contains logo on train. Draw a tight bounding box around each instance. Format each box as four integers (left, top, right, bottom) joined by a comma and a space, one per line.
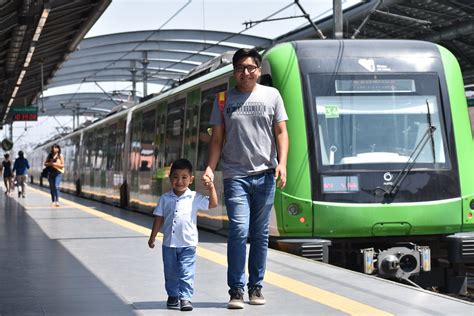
383, 172, 393, 186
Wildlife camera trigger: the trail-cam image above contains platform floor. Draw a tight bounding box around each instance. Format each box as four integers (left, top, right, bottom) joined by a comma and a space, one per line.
1, 185, 473, 315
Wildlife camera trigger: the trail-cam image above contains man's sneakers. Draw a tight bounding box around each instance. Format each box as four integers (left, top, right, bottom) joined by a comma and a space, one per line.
167, 297, 193, 311
248, 287, 266, 305
227, 287, 266, 309
227, 288, 244, 309
166, 296, 179, 309
180, 300, 193, 311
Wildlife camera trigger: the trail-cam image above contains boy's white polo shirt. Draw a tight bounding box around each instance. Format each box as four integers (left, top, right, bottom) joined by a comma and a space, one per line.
153, 188, 209, 247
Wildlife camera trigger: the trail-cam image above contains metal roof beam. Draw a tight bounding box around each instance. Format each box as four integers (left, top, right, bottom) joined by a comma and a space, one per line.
421, 21, 474, 42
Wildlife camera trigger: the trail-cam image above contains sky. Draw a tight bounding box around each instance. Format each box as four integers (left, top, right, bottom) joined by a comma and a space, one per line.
7, 0, 360, 153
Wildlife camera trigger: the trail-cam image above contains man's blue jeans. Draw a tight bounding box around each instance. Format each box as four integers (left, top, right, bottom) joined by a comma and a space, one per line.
48, 172, 62, 202
224, 171, 276, 291
162, 246, 196, 300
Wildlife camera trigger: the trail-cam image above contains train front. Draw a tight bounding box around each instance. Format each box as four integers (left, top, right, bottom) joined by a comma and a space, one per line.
264, 40, 474, 293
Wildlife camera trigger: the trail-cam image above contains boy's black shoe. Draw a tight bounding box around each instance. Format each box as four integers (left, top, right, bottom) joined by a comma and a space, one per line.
248, 287, 266, 305
180, 300, 193, 311
227, 288, 244, 309
167, 296, 179, 308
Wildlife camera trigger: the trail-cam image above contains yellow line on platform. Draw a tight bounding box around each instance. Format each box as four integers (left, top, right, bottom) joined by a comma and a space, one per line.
28, 187, 392, 316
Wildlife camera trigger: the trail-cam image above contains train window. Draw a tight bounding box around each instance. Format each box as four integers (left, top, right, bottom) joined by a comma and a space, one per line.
259, 74, 273, 87
310, 73, 449, 170
197, 83, 227, 171
260, 60, 273, 87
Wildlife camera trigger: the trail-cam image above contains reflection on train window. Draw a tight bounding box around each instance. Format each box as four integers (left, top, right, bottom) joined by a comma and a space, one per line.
165, 99, 185, 167
197, 83, 227, 171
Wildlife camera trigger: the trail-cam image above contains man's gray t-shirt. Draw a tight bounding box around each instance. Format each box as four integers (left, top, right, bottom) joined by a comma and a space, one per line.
210, 84, 288, 179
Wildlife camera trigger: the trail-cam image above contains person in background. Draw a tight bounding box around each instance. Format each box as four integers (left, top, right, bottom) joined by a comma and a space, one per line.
1, 153, 14, 195
148, 158, 218, 312
12, 151, 30, 198
202, 48, 289, 309
44, 144, 65, 207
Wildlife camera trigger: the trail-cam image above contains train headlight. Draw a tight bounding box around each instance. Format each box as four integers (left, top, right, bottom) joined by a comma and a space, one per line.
399, 254, 417, 273
470, 199, 474, 210
287, 203, 300, 216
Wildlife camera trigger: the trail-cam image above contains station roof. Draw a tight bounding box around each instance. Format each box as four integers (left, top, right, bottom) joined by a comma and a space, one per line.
277, 0, 474, 86
0, 0, 111, 128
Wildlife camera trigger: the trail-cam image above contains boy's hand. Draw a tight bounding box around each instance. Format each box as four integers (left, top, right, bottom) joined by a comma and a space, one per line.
202, 167, 214, 185
205, 181, 214, 189
148, 236, 155, 249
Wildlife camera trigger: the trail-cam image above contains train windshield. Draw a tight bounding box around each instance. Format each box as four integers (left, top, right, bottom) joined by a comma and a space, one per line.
310, 74, 449, 169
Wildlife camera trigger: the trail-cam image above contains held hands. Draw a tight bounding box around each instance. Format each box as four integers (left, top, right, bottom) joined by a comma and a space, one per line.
275, 164, 287, 188
201, 166, 214, 186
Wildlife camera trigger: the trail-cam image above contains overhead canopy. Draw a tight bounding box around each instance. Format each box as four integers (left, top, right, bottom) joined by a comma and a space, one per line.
37, 92, 131, 117
0, 0, 111, 128
33, 30, 272, 117
47, 30, 272, 88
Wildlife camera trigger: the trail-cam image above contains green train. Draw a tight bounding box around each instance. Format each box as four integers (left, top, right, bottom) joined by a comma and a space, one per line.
30, 40, 474, 294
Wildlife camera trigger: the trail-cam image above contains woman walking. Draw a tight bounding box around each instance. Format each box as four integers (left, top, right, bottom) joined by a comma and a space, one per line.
44, 144, 64, 207
1, 154, 14, 194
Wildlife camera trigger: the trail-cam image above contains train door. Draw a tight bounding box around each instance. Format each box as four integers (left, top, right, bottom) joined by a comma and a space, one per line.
104, 121, 119, 204
138, 107, 157, 211
81, 130, 95, 196
112, 118, 126, 205
163, 98, 186, 193
154, 102, 168, 197
183, 89, 200, 174
195, 82, 228, 232
129, 111, 143, 208
93, 127, 106, 201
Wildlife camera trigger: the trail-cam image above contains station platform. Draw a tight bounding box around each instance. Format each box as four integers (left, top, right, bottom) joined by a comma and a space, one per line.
1, 186, 473, 315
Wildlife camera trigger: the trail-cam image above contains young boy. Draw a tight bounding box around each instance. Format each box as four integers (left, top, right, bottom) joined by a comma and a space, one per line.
148, 158, 218, 312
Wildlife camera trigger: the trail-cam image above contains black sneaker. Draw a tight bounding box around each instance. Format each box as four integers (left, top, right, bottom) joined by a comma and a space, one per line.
248, 287, 265, 305
180, 300, 193, 311
167, 296, 179, 308
227, 288, 244, 309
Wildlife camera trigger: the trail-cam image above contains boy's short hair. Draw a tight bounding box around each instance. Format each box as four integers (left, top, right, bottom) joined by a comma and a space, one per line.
232, 48, 262, 68
170, 158, 193, 175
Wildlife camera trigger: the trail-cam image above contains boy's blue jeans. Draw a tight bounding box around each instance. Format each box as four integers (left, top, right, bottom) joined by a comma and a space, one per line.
162, 246, 196, 300
224, 171, 276, 292
48, 172, 62, 202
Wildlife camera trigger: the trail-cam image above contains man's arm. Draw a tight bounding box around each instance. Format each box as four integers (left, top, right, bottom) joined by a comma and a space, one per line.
202, 125, 224, 184
274, 121, 289, 188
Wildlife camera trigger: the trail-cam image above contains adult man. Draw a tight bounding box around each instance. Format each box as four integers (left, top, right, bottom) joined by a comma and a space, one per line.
12, 151, 30, 198
202, 48, 288, 309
